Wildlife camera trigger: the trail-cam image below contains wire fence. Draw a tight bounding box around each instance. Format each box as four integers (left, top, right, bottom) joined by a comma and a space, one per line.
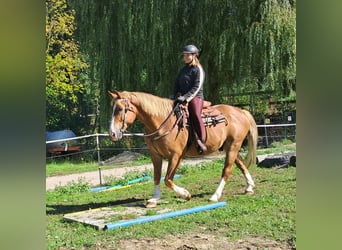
46, 123, 296, 162
257, 123, 296, 148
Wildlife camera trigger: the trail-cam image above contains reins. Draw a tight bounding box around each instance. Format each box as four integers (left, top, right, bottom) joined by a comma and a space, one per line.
143, 102, 183, 141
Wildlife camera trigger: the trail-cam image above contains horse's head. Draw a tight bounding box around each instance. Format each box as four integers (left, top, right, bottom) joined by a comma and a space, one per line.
108, 90, 137, 141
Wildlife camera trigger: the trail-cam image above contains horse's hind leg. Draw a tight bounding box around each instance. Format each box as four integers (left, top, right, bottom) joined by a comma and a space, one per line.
146, 154, 163, 208
235, 153, 255, 193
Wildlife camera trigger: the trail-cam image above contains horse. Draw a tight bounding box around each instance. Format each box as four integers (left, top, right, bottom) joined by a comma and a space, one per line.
108, 90, 258, 208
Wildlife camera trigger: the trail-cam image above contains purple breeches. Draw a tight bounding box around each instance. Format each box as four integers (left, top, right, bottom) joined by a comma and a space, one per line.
188, 97, 206, 142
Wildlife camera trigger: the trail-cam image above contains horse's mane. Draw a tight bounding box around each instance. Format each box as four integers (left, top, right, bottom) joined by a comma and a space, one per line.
128, 91, 173, 117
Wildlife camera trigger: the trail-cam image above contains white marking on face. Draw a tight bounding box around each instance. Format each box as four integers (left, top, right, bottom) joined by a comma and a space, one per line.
109, 103, 117, 134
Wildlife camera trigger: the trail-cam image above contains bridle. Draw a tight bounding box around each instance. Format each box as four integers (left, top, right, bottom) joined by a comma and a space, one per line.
112, 98, 133, 133
112, 98, 183, 141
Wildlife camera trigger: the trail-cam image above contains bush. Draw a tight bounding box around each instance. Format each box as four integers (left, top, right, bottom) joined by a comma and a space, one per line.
52, 178, 91, 195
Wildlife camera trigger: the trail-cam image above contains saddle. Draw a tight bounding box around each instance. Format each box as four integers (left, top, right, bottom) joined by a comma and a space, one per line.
175, 101, 228, 129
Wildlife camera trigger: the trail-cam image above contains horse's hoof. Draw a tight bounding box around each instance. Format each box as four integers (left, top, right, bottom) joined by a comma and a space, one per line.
209, 195, 219, 202
145, 201, 157, 208
185, 194, 192, 201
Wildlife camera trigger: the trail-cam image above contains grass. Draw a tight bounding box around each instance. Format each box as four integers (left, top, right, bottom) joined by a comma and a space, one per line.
46, 157, 296, 249
46, 155, 152, 177
46, 161, 98, 177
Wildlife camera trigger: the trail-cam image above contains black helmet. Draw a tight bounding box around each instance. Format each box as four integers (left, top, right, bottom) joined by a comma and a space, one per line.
182, 44, 199, 55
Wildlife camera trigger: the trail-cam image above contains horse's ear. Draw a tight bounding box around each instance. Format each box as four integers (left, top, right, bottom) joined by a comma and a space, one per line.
108, 90, 122, 99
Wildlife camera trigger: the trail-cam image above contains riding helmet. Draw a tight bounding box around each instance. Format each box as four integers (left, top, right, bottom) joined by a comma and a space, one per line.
182, 44, 199, 55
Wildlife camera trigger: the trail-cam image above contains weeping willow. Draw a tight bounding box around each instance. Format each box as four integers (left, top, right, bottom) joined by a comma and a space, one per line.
70, 0, 295, 129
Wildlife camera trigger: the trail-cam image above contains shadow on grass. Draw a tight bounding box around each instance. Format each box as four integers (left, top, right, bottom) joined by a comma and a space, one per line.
190, 192, 217, 199
46, 197, 146, 215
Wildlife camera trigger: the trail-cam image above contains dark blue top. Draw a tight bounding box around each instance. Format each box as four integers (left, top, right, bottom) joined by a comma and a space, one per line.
172, 64, 205, 102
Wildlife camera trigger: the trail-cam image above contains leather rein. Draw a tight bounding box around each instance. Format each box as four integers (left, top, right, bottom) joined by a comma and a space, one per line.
143, 102, 183, 141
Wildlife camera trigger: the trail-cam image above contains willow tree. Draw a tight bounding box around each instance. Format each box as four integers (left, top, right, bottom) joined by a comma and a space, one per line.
71, 0, 296, 130
184, 0, 296, 103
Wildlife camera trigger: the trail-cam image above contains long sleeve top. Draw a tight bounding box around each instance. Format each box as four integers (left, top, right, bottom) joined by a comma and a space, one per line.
172, 64, 205, 102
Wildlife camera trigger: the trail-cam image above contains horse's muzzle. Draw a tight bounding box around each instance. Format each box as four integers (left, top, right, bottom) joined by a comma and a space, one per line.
109, 129, 123, 141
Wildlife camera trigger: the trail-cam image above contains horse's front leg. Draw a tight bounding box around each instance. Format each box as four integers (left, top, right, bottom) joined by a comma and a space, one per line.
164, 155, 191, 200
209, 148, 237, 202
146, 154, 163, 208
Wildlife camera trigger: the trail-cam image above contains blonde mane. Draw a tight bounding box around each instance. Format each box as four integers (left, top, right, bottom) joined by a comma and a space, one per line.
127, 91, 173, 117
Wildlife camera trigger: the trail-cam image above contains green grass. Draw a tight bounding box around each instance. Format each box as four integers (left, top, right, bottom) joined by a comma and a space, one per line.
46, 155, 152, 177
46, 158, 296, 249
257, 142, 296, 155
46, 161, 98, 177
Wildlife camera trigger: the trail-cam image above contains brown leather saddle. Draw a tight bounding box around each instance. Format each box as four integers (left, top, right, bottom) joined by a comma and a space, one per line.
176, 100, 228, 129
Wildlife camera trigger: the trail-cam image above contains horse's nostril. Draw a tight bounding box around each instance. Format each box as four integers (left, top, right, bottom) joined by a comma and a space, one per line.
109, 130, 116, 138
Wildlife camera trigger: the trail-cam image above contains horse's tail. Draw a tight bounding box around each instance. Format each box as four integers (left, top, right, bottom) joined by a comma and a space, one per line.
242, 110, 258, 168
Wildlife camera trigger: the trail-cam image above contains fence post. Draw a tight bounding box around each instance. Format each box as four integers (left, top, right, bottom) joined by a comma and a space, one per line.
96, 134, 101, 163
264, 119, 270, 148
96, 134, 102, 185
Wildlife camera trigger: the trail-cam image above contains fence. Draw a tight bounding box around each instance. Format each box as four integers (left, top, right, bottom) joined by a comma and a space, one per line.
46, 123, 296, 162
257, 123, 296, 148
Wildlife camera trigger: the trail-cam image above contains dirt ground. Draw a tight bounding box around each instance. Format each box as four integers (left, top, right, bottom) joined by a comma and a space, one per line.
113, 233, 293, 250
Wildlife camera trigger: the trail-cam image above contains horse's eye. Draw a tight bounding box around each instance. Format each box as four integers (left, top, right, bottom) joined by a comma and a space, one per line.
115, 106, 123, 113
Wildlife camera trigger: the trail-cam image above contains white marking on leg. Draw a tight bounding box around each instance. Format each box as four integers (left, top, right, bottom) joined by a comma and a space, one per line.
245, 172, 255, 193
209, 178, 226, 202
147, 184, 161, 203
173, 184, 191, 199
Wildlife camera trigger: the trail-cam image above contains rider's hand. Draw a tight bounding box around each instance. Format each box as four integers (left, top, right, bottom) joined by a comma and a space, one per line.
177, 96, 186, 103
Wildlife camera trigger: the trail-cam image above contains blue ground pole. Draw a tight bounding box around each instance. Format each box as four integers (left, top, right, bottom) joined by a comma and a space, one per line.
104, 201, 227, 230
90, 174, 181, 193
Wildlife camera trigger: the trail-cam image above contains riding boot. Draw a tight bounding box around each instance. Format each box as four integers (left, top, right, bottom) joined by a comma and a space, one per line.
197, 139, 207, 154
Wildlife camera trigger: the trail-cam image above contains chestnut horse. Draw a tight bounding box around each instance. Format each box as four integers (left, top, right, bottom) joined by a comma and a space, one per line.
108, 90, 257, 208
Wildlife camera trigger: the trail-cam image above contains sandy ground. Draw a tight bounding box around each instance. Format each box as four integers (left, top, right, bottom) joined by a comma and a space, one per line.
46, 154, 242, 191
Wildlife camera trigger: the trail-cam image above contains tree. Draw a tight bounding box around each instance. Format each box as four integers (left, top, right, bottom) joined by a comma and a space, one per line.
46, 0, 96, 133
70, 0, 296, 130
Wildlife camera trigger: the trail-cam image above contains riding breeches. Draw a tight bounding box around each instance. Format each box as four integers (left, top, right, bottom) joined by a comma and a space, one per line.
188, 97, 206, 142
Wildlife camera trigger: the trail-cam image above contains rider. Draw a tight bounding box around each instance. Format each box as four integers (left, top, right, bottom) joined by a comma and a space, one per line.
171, 44, 207, 153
